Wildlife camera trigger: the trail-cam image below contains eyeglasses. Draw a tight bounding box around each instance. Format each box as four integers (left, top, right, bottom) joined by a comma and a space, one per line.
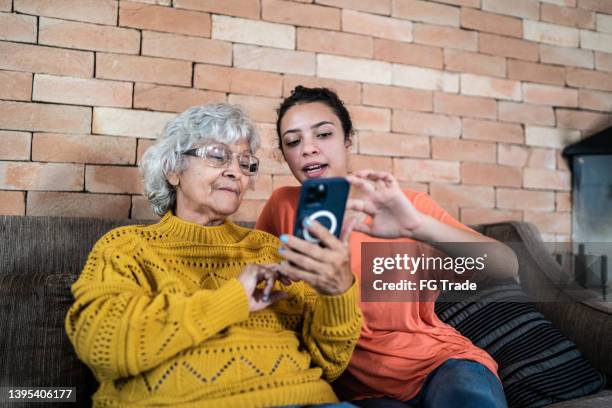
183, 143, 259, 175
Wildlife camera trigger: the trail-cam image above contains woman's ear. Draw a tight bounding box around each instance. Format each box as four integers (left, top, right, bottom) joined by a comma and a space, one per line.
166, 172, 180, 187
344, 136, 353, 149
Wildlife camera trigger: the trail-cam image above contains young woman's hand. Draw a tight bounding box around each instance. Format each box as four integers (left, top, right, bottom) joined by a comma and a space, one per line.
237, 264, 290, 312
346, 170, 426, 239
277, 219, 355, 296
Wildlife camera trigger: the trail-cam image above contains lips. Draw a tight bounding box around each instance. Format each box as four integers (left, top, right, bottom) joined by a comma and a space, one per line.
302, 162, 328, 178
215, 185, 240, 195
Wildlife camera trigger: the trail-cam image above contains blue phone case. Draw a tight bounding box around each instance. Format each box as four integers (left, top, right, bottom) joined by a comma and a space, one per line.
293, 177, 350, 243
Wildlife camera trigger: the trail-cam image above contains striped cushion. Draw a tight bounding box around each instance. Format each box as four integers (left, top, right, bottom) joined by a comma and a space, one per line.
435, 280, 606, 408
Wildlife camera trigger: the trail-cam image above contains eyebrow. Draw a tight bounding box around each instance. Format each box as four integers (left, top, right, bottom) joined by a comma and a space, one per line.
282, 121, 335, 137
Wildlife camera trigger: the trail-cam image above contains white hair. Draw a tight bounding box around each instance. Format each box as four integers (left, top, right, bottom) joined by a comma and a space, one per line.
140, 103, 260, 216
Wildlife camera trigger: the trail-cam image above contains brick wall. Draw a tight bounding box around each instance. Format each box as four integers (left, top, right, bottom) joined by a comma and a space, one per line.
1, 0, 611, 241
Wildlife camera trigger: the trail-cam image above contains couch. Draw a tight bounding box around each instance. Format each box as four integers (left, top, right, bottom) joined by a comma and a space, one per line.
0, 215, 610, 407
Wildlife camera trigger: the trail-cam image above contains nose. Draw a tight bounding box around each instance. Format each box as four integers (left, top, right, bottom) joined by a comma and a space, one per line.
221, 155, 242, 179
301, 134, 319, 156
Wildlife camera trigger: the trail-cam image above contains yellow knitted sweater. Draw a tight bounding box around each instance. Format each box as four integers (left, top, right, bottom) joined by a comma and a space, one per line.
65, 212, 362, 407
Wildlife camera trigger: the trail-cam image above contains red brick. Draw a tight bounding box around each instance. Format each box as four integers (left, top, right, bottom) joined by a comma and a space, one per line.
272, 174, 301, 190
540, 44, 594, 69
243, 174, 273, 200
262, 0, 340, 30
249, 148, 286, 175
342, 9, 412, 42
359, 131, 430, 158
39, 17, 140, 54
525, 126, 581, 148
0, 12, 36, 43
461, 8, 522, 38
298, 27, 372, 58
32, 133, 136, 165
392, 65, 458, 92
392, 0, 460, 27
193, 64, 230, 92
430, 184, 495, 208
319, 54, 391, 85
523, 83, 578, 108
0, 130, 31, 160
578, 0, 612, 14
93, 107, 175, 139
28, 192, 131, 218
14, 0, 118, 25
393, 111, 461, 138
397, 180, 430, 193
461, 208, 522, 225
566, 67, 612, 92
461, 163, 522, 187
507, 60, 566, 86
524, 168, 571, 190
120, 1, 211, 37
234, 44, 316, 76
96, 52, 192, 86
0, 101, 91, 133
578, 89, 612, 111
0, 0, 11, 11
33, 74, 132, 108
433, 0, 480, 7
596, 52, 612, 72
0, 70, 31, 101
556, 192, 571, 212
136, 139, 156, 164
498, 102, 555, 126
229, 199, 266, 223
581, 30, 612, 54
394, 159, 459, 183
498, 144, 528, 167
316, 0, 391, 15
282, 75, 362, 104
86, 165, 143, 194
460, 74, 521, 101
227, 94, 281, 123
482, 0, 540, 20
463, 119, 524, 143
556, 109, 609, 131
524, 20, 580, 48
142, 31, 231, 65
479, 33, 539, 61
497, 188, 555, 211
444, 49, 506, 78
348, 105, 391, 131
131, 195, 159, 220
0, 42, 93, 78
432, 138, 496, 163
134, 83, 225, 113
524, 211, 571, 234
212, 14, 295, 50
0, 161, 83, 191
434, 93, 497, 120
414, 23, 478, 51
541, 3, 594, 29
526, 148, 556, 170
363, 84, 432, 112
0, 191, 25, 216
173, 0, 260, 19
374, 39, 443, 69
350, 155, 393, 173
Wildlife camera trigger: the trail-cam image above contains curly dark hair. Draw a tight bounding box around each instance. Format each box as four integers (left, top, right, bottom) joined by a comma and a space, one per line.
276, 86, 354, 150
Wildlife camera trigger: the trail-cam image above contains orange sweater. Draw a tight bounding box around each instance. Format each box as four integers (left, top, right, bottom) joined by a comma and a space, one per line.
256, 186, 498, 401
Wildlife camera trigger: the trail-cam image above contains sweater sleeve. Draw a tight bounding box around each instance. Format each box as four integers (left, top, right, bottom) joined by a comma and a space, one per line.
65, 237, 250, 381
300, 280, 362, 382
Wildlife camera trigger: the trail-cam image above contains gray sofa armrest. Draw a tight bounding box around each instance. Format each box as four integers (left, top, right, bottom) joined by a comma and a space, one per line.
477, 221, 612, 382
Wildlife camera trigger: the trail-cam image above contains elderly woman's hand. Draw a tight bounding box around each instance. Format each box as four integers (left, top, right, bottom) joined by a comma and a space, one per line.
237, 264, 289, 312
277, 219, 355, 296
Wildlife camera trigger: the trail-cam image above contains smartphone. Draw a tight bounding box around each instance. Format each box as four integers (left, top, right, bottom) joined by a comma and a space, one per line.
293, 177, 350, 244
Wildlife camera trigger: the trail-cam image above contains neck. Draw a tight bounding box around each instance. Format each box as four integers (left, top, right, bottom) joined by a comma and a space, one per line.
175, 206, 225, 226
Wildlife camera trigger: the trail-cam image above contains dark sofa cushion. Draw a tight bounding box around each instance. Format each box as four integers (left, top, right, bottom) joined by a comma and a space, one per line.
435, 280, 606, 408
0, 273, 97, 407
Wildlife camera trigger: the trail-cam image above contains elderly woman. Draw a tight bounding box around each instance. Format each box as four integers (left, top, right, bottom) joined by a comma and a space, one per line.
65, 103, 362, 407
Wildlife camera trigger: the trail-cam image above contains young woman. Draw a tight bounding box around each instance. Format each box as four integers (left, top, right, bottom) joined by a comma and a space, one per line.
256, 86, 518, 408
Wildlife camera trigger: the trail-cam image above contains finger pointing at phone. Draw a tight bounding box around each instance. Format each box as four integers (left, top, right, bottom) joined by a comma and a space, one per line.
277, 218, 355, 296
